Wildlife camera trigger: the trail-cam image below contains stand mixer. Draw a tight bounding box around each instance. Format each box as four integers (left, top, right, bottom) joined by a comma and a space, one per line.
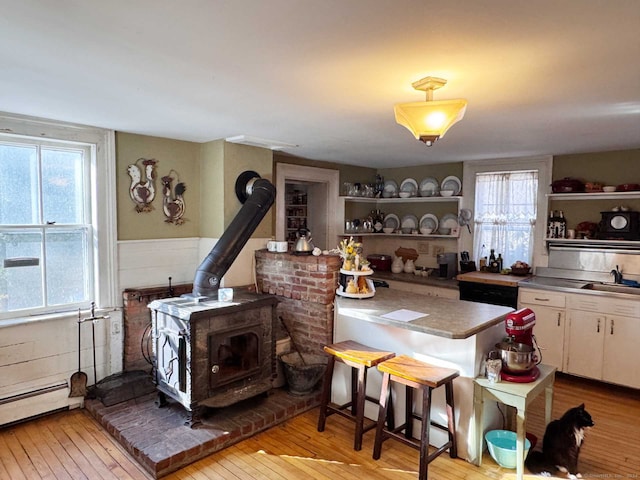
496, 308, 541, 382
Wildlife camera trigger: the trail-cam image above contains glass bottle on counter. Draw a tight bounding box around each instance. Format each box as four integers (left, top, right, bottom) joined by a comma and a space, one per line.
497, 253, 503, 272
489, 249, 498, 273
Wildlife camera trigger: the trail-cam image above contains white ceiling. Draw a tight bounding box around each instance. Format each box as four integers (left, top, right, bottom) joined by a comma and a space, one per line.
1, 0, 639, 168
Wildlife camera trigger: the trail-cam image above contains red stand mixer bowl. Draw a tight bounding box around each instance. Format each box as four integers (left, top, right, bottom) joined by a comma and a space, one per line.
495, 341, 537, 374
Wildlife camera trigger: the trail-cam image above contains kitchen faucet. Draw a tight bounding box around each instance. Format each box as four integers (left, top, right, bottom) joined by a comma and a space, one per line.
610, 265, 623, 284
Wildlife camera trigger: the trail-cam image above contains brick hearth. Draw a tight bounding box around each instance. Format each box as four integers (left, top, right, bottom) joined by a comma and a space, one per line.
101, 250, 340, 478
85, 388, 321, 478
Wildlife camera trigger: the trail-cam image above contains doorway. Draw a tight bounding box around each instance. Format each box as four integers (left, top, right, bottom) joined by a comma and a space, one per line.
275, 164, 342, 251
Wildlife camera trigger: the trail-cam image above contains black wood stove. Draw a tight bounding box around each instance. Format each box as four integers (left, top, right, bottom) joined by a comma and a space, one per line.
148, 171, 278, 427
149, 291, 278, 426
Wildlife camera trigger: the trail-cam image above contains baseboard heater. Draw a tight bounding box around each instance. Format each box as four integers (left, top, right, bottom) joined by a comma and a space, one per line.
0, 382, 81, 427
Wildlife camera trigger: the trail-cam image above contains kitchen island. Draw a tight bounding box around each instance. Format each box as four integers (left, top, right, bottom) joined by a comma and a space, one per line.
332, 288, 514, 463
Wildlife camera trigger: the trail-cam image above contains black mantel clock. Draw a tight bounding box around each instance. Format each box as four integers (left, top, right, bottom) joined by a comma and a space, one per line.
598, 211, 640, 240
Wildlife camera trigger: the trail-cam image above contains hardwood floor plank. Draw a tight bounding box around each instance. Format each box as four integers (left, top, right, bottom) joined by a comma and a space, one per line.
0, 433, 29, 480
23, 419, 75, 480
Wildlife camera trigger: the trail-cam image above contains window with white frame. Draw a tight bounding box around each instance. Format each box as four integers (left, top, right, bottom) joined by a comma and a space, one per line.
473, 170, 539, 267
0, 113, 116, 320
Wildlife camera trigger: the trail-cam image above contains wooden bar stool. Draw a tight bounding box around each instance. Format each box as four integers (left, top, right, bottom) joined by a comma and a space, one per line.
373, 355, 459, 480
317, 340, 396, 451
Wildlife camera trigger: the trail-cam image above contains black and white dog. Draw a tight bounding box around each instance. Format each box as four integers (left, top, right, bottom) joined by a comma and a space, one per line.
525, 403, 594, 479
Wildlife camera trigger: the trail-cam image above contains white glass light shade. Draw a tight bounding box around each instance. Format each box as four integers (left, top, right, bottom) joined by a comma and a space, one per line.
394, 99, 467, 145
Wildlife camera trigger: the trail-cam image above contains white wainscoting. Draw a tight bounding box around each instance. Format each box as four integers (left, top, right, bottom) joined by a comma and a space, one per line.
0, 309, 121, 426
118, 237, 270, 290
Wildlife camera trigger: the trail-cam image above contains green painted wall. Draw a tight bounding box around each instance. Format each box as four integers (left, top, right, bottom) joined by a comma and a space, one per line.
199, 139, 225, 238
222, 142, 273, 238
116, 132, 201, 240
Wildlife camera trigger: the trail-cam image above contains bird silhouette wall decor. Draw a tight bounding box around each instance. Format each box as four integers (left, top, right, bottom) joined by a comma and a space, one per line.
126, 158, 157, 212
161, 170, 187, 225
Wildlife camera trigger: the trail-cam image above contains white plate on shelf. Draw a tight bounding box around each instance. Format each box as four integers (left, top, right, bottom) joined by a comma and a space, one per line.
383, 180, 398, 197
419, 177, 440, 196
383, 213, 400, 230
441, 176, 462, 195
440, 213, 459, 230
400, 178, 418, 196
419, 213, 438, 232
401, 214, 419, 230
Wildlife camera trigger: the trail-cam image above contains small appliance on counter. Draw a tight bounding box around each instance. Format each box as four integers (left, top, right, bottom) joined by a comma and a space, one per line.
437, 252, 458, 279
366, 254, 392, 271
494, 308, 541, 383
292, 228, 314, 255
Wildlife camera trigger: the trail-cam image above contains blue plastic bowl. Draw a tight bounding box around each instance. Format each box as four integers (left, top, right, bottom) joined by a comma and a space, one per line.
485, 430, 531, 469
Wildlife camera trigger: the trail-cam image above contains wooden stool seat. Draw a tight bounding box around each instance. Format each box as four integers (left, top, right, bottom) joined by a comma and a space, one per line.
317, 340, 396, 451
373, 354, 459, 480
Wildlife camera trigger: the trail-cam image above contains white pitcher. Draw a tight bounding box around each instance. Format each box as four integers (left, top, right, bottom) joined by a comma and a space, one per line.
403, 258, 415, 273
391, 255, 404, 273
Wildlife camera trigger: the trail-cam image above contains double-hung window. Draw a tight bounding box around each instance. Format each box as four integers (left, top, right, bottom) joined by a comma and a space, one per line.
463, 156, 552, 269
473, 170, 538, 266
0, 113, 116, 320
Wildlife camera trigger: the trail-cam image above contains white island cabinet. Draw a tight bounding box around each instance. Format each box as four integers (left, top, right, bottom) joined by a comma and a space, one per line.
333, 288, 514, 463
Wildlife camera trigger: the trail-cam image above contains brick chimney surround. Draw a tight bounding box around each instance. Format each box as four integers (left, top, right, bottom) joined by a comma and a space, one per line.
254, 249, 341, 355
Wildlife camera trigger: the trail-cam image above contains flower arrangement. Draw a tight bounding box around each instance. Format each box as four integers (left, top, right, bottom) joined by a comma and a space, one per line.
336, 236, 370, 271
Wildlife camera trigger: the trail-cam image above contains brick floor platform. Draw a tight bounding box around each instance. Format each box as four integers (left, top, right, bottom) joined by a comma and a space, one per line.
85, 388, 321, 478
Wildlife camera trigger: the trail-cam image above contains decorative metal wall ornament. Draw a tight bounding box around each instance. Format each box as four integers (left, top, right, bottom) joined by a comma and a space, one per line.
126, 158, 157, 212
161, 170, 187, 225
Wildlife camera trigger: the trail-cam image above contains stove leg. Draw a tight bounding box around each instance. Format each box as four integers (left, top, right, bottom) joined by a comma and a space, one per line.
156, 391, 168, 408
185, 405, 203, 428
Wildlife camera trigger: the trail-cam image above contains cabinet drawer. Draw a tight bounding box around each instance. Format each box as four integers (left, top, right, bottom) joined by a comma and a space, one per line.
567, 294, 638, 316
519, 289, 566, 308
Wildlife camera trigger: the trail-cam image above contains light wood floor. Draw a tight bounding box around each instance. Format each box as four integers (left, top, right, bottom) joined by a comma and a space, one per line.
1, 373, 638, 479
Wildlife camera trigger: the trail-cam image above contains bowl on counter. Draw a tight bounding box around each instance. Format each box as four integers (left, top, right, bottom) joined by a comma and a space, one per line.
603, 186, 616, 193
420, 227, 433, 235
382, 227, 394, 234
510, 267, 531, 276
440, 190, 454, 197
439, 227, 451, 235
399, 191, 411, 198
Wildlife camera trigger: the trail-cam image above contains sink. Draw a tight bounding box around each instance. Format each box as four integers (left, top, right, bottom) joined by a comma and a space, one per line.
581, 283, 640, 295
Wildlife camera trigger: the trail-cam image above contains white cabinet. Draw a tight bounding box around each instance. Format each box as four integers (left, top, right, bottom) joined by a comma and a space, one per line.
520, 287, 640, 388
565, 293, 640, 389
518, 289, 567, 372
566, 311, 605, 379
602, 315, 640, 388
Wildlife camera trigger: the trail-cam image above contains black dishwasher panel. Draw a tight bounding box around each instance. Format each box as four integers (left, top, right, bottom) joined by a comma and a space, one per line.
458, 281, 518, 309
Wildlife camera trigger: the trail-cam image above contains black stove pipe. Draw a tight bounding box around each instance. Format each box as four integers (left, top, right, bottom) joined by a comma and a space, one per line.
192, 173, 275, 297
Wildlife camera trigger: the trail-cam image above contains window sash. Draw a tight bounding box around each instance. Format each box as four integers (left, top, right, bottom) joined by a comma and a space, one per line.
0, 112, 118, 321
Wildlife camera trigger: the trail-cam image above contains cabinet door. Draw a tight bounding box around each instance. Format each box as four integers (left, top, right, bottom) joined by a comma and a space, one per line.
566, 311, 605, 380
603, 316, 640, 389
525, 305, 565, 372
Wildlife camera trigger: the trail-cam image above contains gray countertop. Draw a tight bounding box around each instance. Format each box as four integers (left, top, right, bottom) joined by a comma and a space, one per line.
370, 270, 459, 289
336, 288, 513, 339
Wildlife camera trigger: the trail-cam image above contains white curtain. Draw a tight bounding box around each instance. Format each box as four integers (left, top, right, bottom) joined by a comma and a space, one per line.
473, 171, 538, 267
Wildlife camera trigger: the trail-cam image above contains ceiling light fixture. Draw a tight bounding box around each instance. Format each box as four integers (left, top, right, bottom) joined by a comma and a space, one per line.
394, 76, 467, 146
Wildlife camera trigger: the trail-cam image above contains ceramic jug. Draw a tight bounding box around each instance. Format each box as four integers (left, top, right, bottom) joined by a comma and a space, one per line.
391, 255, 404, 273
403, 258, 415, 273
